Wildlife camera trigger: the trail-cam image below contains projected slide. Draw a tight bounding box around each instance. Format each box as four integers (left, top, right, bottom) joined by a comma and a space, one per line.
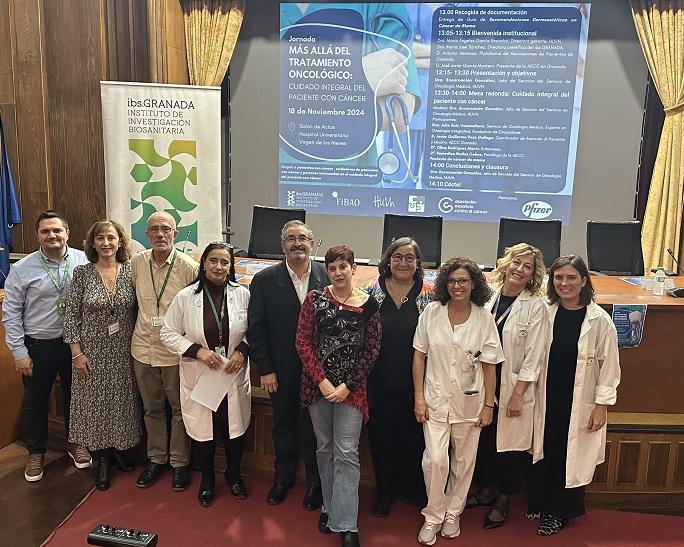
279, 3, 590, 223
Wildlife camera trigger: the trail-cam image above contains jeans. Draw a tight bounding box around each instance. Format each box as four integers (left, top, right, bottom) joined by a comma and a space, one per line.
22, 337, 72, 454
308, 398, 362, 533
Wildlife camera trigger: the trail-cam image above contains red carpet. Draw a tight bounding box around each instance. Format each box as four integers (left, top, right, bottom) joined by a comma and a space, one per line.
44, 471, 682, 546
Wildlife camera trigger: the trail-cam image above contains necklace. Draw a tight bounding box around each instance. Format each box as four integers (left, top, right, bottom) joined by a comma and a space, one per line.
332, 286, 354, 305
387, 278, 413, 305
96, 263, 120, 292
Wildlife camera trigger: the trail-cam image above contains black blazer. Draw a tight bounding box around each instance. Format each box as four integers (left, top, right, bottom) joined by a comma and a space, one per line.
247, 260, 328, 394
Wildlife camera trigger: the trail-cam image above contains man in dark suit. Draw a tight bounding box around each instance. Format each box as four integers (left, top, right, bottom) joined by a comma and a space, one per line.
247, 220, 328, 509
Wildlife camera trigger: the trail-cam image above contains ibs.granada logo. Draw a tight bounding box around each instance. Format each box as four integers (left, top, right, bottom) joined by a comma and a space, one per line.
521, 200, 553, 219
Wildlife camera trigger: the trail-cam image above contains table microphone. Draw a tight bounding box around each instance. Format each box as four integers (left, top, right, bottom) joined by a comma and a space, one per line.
313, 239, 323, 259
666, 248, 681, 275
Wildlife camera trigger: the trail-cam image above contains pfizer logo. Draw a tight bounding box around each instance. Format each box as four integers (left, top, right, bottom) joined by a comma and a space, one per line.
521, 201, 553, 219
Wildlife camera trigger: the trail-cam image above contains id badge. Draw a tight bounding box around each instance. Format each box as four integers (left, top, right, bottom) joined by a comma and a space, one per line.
56, 298, 67, 316
107, 322, 120, 336
215, 346, 226, 358
151, 316, 164, 327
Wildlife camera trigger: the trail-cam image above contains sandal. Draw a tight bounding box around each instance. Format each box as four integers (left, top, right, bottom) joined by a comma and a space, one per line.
524, 511, 542, 520
483, 502, 509, 530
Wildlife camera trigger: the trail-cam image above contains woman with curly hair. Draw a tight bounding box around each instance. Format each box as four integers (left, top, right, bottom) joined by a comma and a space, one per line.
468, 243, 549, 529
413, 257, 504, 545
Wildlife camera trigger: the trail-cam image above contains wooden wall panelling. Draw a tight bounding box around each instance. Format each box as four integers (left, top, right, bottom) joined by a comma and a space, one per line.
646, 442, 671, 487
676, 442, 684, 486
10, 0, 51, 250
43, 0, 106, 248
164, 0, 189, 84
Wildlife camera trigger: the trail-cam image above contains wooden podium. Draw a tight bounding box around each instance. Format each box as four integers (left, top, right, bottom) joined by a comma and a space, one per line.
0, 290, 24, 448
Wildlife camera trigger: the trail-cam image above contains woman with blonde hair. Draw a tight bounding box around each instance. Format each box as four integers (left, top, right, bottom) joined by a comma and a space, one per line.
468, 243, 548, 529
64, 220, 141, 491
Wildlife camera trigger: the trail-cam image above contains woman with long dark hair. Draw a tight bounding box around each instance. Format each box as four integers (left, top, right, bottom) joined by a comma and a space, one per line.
161, 242, 251, 507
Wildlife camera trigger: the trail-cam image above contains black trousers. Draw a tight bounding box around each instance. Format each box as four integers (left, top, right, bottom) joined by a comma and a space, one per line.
22, 337, 72, 454
528, 396, 585, 520
193, 398, 244, 486
368, 387, 425, 499
270, 388, 319, 487
472, 407, 531, 495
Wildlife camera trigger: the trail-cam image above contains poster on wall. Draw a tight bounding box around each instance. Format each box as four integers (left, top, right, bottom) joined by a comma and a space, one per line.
279, 2, 590, 222
100, 81, 222, 254
612, 304, 647, 349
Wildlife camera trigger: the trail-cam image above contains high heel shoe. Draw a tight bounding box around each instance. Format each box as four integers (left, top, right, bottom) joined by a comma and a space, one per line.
96, 450, 111, 491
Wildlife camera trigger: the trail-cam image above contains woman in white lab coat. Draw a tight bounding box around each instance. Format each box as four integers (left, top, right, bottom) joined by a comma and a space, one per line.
161, 242, 251, 507
469, 243, 548, 529
528, 255, 620, 536
413, 257, 505, 545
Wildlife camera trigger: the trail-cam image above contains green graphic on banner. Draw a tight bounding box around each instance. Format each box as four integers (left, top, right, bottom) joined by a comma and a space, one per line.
128, 139, 199, 249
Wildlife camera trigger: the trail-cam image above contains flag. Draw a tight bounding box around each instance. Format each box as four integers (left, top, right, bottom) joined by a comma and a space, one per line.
0, 112, 22, 287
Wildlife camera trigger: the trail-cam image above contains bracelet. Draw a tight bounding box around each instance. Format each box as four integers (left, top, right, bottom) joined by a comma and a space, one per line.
484, 403, 495, 409
71, 352, 84, 361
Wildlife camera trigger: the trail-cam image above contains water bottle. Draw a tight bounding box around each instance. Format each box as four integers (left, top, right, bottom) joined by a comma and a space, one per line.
653, 268, 666, 296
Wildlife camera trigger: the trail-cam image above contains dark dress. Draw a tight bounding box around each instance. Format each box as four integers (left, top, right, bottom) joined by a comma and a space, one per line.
528, 305, 587, 519
472, 294, 531, 496
367, 277, 426, 501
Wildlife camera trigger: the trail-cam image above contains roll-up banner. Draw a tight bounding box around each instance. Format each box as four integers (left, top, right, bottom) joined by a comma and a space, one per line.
101, 81, 222, 253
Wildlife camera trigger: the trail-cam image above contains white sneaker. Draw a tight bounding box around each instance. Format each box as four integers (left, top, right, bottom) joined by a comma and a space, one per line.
418, 521, 441, 545
441, 513, 460, 538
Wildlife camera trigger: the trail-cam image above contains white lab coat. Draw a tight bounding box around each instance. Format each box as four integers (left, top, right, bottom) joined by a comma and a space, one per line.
485, 288, 548, 452
532, 301, 620, 487
161, 282, 251, 441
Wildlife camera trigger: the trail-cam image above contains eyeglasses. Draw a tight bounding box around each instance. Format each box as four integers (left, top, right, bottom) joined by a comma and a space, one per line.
147, 226, 174, 234
391, 254, 417, 264
283, 235, 312, 244
446, 278, 471, 287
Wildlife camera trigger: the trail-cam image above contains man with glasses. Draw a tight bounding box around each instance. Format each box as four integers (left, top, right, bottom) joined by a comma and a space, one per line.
248, 220, 328, 509
3, 210, 90, 481
131, 211, 198, 491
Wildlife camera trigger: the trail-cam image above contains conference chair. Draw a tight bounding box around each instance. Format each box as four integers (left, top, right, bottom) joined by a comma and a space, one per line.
586, 220, 644, 275
497, 217, 561, 269
247, 205, 306, 259
382, 213, 443, 269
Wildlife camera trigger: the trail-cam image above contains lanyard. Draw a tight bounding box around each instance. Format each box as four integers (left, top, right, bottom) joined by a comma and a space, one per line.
39, 252, 70, 294
492, 293, 515, 327
203, 284, 227, 346
149, 250, 177, 315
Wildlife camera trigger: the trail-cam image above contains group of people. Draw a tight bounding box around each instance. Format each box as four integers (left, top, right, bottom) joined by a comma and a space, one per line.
3, 211, 620, 547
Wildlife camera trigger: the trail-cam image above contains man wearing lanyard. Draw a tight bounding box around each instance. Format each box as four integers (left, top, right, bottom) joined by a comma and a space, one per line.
3, 210, 90, 481
131, 211, 198, 491
247, 220, 328, 509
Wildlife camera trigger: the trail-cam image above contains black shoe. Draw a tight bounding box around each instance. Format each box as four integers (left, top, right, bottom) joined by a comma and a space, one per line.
537, 514, 565, 536
400, 491, 427, 509
110, 449, 134, 472
136, 462, 168, 488
372, 492, 395, 517
172, 466, 191, 491
484, 503, 508, 530
198, 481, 215, 507
341, 531, 360, 547
267, 482, 288, 505
95, 452, 111, 491
303, 484, 323, 511
318, 512, 333, 534
230, 480, 248, 499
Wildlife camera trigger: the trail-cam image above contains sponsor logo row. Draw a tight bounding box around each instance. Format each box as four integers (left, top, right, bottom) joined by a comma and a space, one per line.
286, 190, 553, 219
